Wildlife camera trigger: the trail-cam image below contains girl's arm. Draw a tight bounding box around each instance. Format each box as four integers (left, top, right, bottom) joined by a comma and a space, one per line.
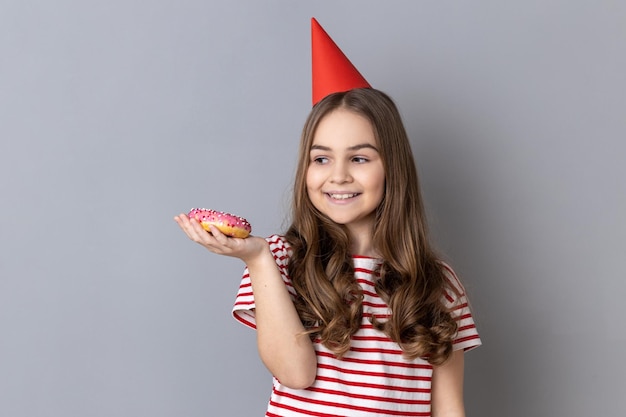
174, 214, 317, 389
245, 250, 317, 389
431, 349, 466, 417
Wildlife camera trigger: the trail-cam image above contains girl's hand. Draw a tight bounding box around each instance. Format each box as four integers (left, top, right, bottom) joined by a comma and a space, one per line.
173, 213, 268, 264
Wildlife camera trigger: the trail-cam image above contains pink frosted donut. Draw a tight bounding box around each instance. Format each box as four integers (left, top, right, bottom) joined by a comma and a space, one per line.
188, 208, 252, 238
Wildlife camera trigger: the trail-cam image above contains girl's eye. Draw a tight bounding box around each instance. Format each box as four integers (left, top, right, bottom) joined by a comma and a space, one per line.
352, 156, 369, 163
312, 156, 329, 164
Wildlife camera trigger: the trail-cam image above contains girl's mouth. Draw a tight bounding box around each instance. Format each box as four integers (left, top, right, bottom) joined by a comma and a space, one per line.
327, 193, 360, 200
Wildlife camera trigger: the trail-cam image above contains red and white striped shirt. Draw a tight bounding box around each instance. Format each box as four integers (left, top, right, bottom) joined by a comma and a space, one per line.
233, 235, 481, 417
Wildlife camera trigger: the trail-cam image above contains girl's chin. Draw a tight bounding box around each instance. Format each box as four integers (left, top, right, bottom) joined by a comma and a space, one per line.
324, 215, 376, 231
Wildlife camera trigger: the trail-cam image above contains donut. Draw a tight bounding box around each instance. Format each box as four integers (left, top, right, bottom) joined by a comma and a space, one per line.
188, 208, 252, 238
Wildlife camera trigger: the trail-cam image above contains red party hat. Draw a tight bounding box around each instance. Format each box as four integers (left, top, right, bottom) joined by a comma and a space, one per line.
311, 18, 371, 106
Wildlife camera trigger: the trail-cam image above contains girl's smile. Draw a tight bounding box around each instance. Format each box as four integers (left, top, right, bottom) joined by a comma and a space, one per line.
325, 192, 360, 203
306, 108, 385, 242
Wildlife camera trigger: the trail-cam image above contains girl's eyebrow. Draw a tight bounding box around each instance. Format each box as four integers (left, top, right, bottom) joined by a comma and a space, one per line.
310, 143, 379, 152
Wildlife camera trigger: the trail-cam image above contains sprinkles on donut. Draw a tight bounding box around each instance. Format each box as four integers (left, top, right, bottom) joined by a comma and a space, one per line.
188, 208, 252, 238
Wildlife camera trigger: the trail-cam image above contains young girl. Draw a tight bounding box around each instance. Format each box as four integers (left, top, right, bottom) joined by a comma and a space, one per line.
175, 87, 481, 416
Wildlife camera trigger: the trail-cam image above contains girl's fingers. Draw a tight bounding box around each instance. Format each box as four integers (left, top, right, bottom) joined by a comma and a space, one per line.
189, 219, 216, 244
187, 219, 235, 252
207, 224, 229, 245
176, 214, 211, 244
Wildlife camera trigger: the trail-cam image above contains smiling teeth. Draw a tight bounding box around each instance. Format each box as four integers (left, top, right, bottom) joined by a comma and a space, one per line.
329, 193, 358, 199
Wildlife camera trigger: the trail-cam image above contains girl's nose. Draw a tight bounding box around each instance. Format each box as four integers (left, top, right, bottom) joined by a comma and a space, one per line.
330, 161, 352, 183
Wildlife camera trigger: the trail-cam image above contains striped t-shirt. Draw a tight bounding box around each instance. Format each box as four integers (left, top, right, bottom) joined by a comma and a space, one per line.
232, 234, 481, 417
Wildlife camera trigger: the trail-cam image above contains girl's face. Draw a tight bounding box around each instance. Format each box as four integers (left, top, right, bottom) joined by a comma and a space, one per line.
306, 108, 385, 241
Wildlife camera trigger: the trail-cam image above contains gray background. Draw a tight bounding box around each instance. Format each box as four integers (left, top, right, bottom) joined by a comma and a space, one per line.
1, 1, 624, 416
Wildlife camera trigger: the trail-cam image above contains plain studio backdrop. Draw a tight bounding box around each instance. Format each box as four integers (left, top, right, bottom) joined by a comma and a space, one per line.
1, 1, 624, 416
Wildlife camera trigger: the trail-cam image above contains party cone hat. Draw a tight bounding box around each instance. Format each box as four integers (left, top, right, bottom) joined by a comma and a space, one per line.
311, 18, 371, 105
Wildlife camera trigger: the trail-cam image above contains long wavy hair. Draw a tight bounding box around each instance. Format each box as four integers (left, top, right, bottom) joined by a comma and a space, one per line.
285, 88, 458, 365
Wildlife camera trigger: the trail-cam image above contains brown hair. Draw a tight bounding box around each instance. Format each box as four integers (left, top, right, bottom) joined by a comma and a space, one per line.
285, 88, 458, 365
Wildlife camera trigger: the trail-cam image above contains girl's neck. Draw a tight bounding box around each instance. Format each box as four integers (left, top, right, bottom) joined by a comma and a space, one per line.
347, 225, 379, 258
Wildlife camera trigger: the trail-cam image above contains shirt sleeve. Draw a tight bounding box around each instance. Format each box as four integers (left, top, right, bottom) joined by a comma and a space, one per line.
440, 262, 482, 352
232, 234, 296, 330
